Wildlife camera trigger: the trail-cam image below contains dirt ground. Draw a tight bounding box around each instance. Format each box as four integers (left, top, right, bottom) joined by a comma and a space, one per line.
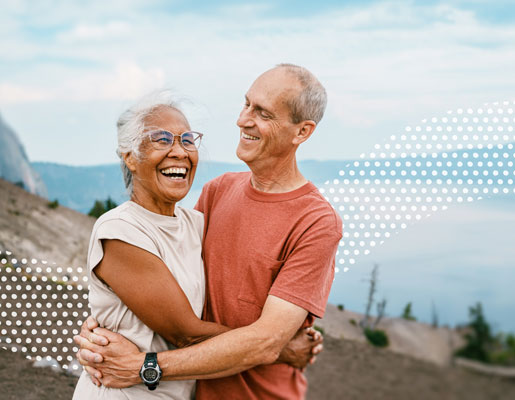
2, 336, 515, 400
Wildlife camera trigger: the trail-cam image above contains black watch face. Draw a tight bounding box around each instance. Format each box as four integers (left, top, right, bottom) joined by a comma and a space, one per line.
143, 368, 158, 382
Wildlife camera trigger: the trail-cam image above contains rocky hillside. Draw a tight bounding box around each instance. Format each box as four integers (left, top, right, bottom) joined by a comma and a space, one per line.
0, 114, 47, 197
0, 178, 94, 270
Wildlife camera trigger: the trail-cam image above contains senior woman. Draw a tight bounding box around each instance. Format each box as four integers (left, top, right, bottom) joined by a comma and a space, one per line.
73, 92, 317, 400
73, 92, 231, 399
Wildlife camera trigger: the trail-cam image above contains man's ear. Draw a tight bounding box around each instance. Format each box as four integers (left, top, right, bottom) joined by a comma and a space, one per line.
292, 121, 316, 146
123, 152, 137, 172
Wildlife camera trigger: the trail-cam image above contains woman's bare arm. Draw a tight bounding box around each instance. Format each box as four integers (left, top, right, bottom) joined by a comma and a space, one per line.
94, 239, 230, 348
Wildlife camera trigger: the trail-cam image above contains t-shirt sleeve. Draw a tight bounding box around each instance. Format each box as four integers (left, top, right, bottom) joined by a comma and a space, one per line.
194, 175, 223, 214
269, 213, 342, 319
88, 218, 161, 273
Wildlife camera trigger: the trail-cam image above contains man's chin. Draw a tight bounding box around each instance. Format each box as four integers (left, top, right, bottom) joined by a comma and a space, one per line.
236, 147, 254, 164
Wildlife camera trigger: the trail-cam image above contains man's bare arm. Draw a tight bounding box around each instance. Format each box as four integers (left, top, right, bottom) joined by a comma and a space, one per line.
76, 295, 310, 387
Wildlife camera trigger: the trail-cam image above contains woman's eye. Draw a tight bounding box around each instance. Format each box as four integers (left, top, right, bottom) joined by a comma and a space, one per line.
156, 137, 172, 144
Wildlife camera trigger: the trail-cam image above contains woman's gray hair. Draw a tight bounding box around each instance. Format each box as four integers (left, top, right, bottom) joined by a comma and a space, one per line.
275, 63, 327, 124
116, 90, 183, 194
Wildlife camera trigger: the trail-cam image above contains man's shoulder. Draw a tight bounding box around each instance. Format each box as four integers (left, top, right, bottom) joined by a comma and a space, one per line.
299, 184, 343, 234
196, 171, 250, 211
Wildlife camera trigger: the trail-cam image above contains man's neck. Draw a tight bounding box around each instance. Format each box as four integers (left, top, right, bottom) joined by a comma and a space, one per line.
248, 156, 307, 193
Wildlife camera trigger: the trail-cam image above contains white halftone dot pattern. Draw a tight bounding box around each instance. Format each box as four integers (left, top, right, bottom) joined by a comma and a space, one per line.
320, 101, 515, 273
0, 250, 88, 371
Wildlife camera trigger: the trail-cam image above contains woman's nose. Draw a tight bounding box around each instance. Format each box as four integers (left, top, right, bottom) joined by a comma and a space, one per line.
167, 140, 188, 158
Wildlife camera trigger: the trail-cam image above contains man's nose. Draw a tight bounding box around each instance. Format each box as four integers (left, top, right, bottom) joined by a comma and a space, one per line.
236, 107, 254, 128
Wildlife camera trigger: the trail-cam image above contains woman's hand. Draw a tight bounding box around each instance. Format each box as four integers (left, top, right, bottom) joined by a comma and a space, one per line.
74, 317, 144, 388
277, 326, 323, 370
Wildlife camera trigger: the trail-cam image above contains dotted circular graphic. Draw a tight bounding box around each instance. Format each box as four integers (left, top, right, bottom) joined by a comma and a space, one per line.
319, 101, 515, 273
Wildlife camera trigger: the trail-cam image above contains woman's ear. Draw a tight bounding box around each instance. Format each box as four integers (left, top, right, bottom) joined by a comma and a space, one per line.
123, 152, 137, 172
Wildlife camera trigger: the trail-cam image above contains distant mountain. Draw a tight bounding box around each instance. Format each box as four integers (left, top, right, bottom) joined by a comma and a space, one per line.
0, 113, 47, 197
33, 143, 515, 214
31, 160, 348, 213
32, 162, 129, 213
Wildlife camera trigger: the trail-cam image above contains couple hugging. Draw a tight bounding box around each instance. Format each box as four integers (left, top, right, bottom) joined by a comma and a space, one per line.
73, 64, 342, 400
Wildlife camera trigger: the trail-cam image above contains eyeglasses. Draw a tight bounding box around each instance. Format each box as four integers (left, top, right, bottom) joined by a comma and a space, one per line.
146, 129, 203, 152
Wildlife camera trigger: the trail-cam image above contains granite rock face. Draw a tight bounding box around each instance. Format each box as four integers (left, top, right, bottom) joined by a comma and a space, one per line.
0, 113, 47, 197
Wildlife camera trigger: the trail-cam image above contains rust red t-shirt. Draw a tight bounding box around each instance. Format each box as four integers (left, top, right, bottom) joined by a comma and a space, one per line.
194, 172, 342, 400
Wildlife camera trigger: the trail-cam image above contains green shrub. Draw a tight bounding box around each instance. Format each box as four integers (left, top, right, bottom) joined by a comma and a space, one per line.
47, 199, 59, 209
401, 302, 416, 321
455, 302, 493, 363
337, 304, 344, 311
349, 319, 357, 326
364, 328, 389, 347
14, 181, 25, 189
88, 197, 118, 218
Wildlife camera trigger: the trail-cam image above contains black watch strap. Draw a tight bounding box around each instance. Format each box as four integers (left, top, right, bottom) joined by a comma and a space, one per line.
140, 352, 161, 391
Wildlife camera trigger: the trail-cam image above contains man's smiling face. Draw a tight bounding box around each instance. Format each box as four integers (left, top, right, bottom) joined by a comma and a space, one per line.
236, 68, 302, 166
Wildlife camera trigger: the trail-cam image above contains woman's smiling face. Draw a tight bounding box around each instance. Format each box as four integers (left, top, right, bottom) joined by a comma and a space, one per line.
125, 106, 199, 215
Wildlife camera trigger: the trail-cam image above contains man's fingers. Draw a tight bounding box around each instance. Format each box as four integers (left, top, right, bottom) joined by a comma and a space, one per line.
78, 348, 104, 364
74, 337, 104, 362
312, 343, 323, 355
309, 355, 317, 365
85, 365, 103, 380
85, 366, 102, 386
79, 317, 108, 345
305, 327, 316, 336
86, 315, 99, 330
304, 327, 322, 342
91, 333, 108, 346
92, 327, 123, 343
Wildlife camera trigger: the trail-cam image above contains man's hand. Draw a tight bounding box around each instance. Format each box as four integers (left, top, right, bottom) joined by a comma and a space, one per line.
76, 316, 108, 386
277, 326, 323, 369
74, 317, 144, 388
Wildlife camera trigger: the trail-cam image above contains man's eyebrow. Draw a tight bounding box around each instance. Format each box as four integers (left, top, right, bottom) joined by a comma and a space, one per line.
245, 95, 274, 116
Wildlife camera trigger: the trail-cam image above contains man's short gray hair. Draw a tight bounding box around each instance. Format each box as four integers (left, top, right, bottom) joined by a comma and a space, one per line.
276, 63, 327, 124
116, 90, 183, 194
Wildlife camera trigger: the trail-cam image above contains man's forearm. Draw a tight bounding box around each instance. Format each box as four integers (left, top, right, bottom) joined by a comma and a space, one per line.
159, 321, 283, 380
78, 296, 308, 387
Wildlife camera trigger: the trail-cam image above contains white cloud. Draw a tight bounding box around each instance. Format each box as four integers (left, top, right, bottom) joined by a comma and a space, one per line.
57, 21, 131, 42
0, 83, 53, 104
1, 1, 515, 164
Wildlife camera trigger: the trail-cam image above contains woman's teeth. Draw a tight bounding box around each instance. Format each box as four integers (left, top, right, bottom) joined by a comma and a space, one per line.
160, 167, 187, 179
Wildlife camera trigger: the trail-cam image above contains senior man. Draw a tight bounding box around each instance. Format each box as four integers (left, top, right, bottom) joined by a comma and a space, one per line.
77, 63, 342, 399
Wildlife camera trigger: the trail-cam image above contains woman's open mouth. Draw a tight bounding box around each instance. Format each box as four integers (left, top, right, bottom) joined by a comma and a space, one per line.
160, 167, 187, 180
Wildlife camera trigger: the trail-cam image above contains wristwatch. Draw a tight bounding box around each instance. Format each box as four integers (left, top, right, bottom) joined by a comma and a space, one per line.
139, 352, 162, 391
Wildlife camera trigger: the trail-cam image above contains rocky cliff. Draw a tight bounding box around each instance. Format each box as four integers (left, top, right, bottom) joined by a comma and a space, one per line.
0, 113, 47, 197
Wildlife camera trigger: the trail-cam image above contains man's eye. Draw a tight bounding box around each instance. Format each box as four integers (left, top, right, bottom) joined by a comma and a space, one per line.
260, 111, 271, 119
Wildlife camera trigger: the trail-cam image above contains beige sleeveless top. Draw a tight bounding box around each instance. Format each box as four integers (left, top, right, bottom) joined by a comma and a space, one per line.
73, 201, 205, 400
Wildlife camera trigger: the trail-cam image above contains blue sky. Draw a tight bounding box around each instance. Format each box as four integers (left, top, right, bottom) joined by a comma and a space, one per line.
1, 0, 515, 165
